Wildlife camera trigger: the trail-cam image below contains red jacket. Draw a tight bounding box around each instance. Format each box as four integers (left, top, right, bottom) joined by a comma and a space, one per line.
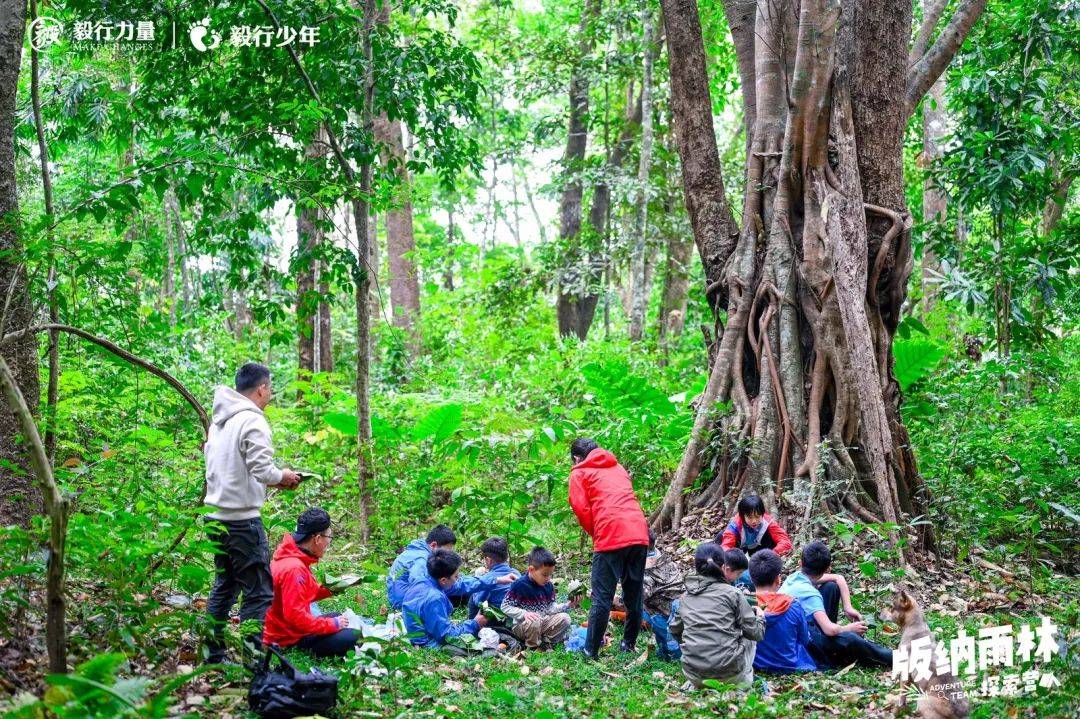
263, 534, 338, 647
569, 448, 649, 552
719, 512, 792, 556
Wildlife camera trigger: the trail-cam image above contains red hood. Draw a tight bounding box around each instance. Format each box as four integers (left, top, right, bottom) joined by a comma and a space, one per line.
757, 591, 794, 615
272, 533, 319, 566
574, 448, 618, 470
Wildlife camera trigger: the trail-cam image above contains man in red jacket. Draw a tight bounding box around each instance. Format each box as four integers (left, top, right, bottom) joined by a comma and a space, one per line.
568, 438, 650, 658
263, 508, 359, 657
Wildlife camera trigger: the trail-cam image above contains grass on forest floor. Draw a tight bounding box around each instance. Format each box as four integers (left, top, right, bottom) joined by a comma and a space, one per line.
184, 570, 1078, 719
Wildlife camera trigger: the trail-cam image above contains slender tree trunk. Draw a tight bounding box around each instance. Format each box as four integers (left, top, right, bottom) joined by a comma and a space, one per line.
317, 260, 333, 373
295, 142, 322, 379
29, 0, 59, 465
920, 77, 947, 314
556, 0, 600, 339
373, 115, 421, 346
354, 0, 377, 542
510, 162, 523, 249
521, 171, 547, 245
0, 355, 68, 673
444, 207, 456, 290
0, 0, 42, 531
658, 204, 693, 349
629, 8, 656, 341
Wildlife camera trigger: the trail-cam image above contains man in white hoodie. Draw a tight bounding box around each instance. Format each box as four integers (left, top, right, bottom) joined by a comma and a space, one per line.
203, 362, 300, 664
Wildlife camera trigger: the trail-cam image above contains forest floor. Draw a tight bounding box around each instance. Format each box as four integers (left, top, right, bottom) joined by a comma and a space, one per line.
146, 534, 1079, 719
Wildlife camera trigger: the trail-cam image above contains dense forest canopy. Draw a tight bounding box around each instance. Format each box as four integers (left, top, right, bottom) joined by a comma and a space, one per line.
0, 0, 1076, 716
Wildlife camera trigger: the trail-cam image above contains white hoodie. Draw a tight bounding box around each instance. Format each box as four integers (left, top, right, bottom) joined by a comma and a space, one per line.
203, 386, 284, 521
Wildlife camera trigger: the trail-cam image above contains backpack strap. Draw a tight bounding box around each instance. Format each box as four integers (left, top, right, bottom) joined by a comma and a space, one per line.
265, 644, 298, 678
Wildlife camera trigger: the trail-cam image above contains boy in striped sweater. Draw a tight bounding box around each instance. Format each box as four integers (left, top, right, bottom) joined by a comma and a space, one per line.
501, 547, 579, 649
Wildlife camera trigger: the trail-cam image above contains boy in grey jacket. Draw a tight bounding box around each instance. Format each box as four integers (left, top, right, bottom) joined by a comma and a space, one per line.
203, 363, 300, 664
670, 542, 765, 688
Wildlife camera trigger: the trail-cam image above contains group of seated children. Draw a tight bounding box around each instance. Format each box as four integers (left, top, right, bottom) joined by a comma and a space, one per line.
664, 537, 892, 689
400, 541, 580, 652
258, 498, 893, 688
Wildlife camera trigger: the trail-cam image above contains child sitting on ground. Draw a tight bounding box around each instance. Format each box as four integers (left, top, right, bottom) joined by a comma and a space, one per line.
670, 542, 765, 688
402, 549, 489, 651
749, 549, 816, 674
501, 547, 578, 650
641, 529, 685, 661
467, 536, 520, 618
722, 548, 755, 594
779, 540, 892, 669
718, 494, 793, 557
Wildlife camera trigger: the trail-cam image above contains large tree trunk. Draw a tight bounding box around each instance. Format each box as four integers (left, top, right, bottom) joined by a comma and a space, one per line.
653, 0, 983, 556
629, 8, 656, 342
373, 115, 421, 346
0, 0, 42, 530
555, 0, 600, 340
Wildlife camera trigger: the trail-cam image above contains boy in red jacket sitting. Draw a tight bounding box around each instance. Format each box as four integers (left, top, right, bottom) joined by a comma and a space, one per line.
263, 508, 359, 657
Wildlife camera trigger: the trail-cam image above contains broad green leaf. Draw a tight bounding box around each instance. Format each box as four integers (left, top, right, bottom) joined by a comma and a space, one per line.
414, 404, 463, 443
893, 339, 946, 391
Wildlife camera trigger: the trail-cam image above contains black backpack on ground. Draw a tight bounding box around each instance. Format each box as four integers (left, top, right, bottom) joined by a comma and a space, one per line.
248, 644, 339, 719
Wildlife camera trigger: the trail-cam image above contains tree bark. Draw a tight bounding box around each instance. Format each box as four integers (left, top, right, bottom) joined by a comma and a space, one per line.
629, 8, 656, 342
373, 115, 421, 346
905, 0, 988, 118
0, 0, 42, 531
555, 0, 600, 339
0, 355, 67, 674
296, 139, 324, 379
661, 0, 740, 314
652, 0, 957, 559
29, 0, 60, 465
658, 213, 693, 344
920, 77, 947, 313
317, 260, 333, 373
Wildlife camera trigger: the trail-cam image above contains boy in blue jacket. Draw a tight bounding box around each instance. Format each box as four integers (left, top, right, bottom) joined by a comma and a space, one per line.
402, 549, 489, 649
749, 550, 816, 674
467, 536, 520, 618
387, 525, 516, 609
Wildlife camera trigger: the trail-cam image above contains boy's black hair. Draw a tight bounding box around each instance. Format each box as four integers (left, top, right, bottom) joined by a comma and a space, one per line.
426, 524, 456, 547
570, 437, 599, 462
235, 362, 271, 393
427, 548, 462, 580
527, 546, 556, 568
749, 549, 784, 588
480, 536, 509, 563
648, 528, 656, 550
723, 547, 749, 572
737, 494, 766, 519
694, 542, 727, 580
800, 540, 832, 578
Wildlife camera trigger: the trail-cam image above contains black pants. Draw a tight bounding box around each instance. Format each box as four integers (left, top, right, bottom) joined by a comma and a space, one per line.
586, 544, 647, 656
807, 581, 892, 669
295, 629, 361, 658
205, 517, 274, 662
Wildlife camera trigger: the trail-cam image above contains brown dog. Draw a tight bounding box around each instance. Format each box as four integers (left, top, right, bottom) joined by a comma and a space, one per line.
884, 589, 971, 719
